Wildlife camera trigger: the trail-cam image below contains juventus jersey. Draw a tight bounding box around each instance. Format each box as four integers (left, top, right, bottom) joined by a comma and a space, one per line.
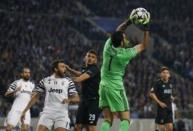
34, 75, 77, 115
7, 79, 35, 111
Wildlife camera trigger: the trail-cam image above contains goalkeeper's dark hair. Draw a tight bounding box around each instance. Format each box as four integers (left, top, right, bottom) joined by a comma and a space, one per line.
111, 31, 124, 47
52, 59, 65, 72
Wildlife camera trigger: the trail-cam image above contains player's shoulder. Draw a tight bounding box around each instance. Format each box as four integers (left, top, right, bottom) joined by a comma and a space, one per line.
155, 79, 162, 83
46, 75, 52, 80
87, 64, 100, 76
64, 76, 73, 83
27, 80, 35, 86
104, 38, 112, 50
168, 79, 173, 84
152, 79, 162, 86
13, 79, 20, 83
39, 75, 52, 83
89, 64, 99, 70
106, 38, 112, 44
11, 79, 22, 85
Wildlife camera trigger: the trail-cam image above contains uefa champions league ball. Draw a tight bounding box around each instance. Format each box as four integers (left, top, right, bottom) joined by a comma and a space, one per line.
130, 7, 150, 25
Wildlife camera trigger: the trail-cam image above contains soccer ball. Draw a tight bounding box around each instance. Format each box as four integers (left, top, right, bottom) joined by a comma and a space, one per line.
129, 7, 150, 25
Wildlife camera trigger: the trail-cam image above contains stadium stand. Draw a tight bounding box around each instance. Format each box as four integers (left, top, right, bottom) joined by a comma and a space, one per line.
0, 0, 192, 126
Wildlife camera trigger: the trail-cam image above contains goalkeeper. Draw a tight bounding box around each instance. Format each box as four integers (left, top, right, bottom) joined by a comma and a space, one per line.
99, 9, 150, 131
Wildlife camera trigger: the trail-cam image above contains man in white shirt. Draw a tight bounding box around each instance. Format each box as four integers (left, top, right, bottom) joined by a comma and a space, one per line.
5, 67, 35, 131
21, 60, 80, 131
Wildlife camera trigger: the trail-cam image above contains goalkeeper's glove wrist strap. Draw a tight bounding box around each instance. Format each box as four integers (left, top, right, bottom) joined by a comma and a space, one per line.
126, 19, 132, 26
141, 24, 150, 31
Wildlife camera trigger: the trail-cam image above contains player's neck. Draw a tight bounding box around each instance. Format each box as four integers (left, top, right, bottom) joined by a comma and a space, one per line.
161, 78, 169, 83
22, 78, 29, 82
85, 63, 88, 67
53, 73, 64, 78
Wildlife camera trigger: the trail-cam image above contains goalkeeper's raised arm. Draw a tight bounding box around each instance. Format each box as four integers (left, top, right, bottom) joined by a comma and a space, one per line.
116, 8, 138, 32
116, 19, 132, 32
134, 30, 150, 54
117, 8, 150, 54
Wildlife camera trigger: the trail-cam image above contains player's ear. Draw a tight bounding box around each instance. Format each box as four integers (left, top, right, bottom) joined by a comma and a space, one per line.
84, 55, 88, 65
95, 58, 97, 64
83, 56, 86, 62
54, 67, 58, 72
168, 72, 171, 78
93, 54, 97, 64
20, 73, 23, 77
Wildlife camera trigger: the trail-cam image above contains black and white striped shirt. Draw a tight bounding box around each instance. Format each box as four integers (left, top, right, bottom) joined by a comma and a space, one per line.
34, 75, 77, 114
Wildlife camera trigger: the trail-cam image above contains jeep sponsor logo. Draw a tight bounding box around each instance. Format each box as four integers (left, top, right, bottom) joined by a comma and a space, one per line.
48, 88, 63, 94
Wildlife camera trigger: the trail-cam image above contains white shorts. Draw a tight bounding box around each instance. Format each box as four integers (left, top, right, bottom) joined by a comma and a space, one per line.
38, 112, 70, 130
5, 109, 31, 127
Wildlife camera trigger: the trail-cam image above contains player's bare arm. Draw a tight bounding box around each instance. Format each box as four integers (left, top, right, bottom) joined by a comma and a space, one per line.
65, 65, 82, 77
134, 31, 150, 53
4, 86, 22, 97
116, 19, 131, 32
149, 92, 167, 108
62, 93, 80, 104
73, 73, 90, 83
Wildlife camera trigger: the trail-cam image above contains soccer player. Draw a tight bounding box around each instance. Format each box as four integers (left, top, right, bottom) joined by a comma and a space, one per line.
149, 67, 173, 131
66, 50, 101, 131
4, 67, 35, 131
21, 60, 80, 131
99, 16, 150, 130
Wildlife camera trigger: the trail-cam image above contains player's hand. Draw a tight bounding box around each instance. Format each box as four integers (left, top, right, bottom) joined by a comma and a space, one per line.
142, 12, 150, 25
64, 64, 69, 69
16, 86, 22, 91
129, 9, 137, 23
21, 112, 25, 123
62, 99, 69, 104
158, 102, 167, 108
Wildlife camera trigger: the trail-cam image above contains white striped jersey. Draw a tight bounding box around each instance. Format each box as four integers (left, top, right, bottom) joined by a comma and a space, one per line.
7, 79, 35, 111
34, 75, 77, 115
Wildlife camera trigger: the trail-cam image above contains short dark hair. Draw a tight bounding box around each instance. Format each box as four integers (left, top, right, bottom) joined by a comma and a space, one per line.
111, 31, 124, 47
21, 65, 30, 73
52, 59, 65, 72
87, 50, 97, 56
160, 66, 169, 73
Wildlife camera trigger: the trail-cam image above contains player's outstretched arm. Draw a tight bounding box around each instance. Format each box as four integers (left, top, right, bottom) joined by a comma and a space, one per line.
4, 86, 22, 97
65, 65, 82, 77
63, 93, 80, 104
21, 92, 40, 121
134, 31, 149, 54
73, 73, 90, 83
116, 19, 132, 32
5, 90, 17, 97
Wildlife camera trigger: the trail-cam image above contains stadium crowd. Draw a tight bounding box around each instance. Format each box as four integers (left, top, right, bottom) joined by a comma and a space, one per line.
0, 0, 192, 121
0, 12, 102, 117
0, 0, 90, 16
80, 0, 193, 81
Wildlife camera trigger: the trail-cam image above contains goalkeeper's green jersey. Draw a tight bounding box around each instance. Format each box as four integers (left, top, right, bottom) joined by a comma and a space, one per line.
100, 38, 137, 90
